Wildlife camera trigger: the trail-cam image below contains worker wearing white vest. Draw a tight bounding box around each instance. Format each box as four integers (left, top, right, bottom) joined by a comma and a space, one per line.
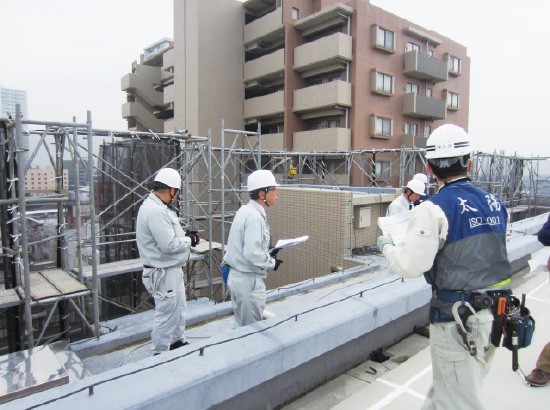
224, 170, 282, 327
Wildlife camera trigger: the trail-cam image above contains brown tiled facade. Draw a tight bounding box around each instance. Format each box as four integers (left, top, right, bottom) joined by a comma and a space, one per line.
243, 0, 469, 154
266, 187, 396, 289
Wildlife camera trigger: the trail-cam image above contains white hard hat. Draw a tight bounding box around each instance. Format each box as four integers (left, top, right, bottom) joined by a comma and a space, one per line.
247, 170, 279, 192
425, 124, 472, 160
154, 168, 181, 188
413, 173, 428, 184
406, 179, 426, 195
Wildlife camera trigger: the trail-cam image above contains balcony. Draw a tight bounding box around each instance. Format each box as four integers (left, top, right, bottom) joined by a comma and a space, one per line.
249, 133, 284, 151
244, 7, 283, 52
293, 81, 352, 117
402, 133, 428, 149
402, 92, 446, 120
294, 33, 352, 78
403, 51, 447, 83
293, 3, 354, 37
122, 102, 163, 132
244, 49, 285, 88
293, 128, 351, 152
244, 91, 284, 122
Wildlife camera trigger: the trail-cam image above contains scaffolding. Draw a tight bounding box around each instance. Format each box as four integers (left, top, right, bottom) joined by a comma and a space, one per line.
1, 107, 549, 355
0, 108, 206, 353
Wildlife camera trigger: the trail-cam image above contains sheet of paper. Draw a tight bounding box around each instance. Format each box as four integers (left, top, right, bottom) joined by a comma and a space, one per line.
274, 235, 309, 249
377, 211, 412, 245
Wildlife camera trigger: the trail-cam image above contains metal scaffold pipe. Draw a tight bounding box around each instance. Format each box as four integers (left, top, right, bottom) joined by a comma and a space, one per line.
86, 111, 100, 338
16, 104, 34, 349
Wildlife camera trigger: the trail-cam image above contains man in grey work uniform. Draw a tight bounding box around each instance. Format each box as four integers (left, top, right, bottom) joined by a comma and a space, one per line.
136, 168, 199, 354
224, 169, 282, 327
378, 124, 511, 410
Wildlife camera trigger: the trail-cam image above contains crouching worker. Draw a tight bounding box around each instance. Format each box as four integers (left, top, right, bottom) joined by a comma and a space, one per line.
224, 170, 282, 327
136, 168, 200, 355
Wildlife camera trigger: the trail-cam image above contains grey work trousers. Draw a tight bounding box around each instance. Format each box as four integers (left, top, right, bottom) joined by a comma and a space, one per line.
422, 309, 495, 410
142, 266, 187, 353
227, 269, 266, 327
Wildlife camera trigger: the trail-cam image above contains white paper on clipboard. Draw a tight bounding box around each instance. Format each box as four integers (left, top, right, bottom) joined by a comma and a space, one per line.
377, 211, 411, 245
273, 235, 309, 249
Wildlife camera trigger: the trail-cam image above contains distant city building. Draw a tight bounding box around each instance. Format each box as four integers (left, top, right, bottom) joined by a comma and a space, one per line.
0, 87, 27, 119
63, 159, 89, 189
25, 167, 69, 194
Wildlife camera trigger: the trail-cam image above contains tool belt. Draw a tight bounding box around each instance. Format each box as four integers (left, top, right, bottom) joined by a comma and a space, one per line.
487, 291, 535, 350
433, 288, 535, 365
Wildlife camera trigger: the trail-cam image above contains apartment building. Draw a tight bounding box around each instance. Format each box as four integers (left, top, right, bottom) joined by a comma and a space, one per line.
25, 167, 69, 194
122, 0, 469, 185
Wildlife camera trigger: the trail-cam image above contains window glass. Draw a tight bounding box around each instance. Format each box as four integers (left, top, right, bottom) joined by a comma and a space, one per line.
406, 42, 420, 52
447, 92, 459, 109
377, 27, 394, 50
406, 83, 419, 94
375, 117, 392, 136
376, 72, 393, 93
405, 122, 417, 135
449, 55, 461, 73
375, 161, 391, 177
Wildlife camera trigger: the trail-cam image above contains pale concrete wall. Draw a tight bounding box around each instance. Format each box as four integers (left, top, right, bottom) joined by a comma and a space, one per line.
173, 0, 244, 143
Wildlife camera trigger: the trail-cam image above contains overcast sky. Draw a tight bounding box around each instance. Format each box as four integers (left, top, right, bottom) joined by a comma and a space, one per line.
1, 0, 549, 157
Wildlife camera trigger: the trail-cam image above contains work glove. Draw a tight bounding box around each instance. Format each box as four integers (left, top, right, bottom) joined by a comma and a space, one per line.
273, 258, 283, 271
186, 230, 200, 247
377, 235, 394, 252
269, 247, 280, 257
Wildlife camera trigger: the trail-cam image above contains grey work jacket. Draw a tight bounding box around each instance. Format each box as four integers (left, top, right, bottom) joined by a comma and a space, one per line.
136, 193, 191, 268
224, 200, 276, 278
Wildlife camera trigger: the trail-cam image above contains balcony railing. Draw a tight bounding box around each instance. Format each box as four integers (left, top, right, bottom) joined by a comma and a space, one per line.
244, 7, 283, 50
294, 33, 352, 77
244, 91, 284, 121
293, 81, 351, 115
402, 92, 446, 120
244, 49, 285, 86
403, 51, 447, 83
249, 133, 284, 151
293, 128, 351, 152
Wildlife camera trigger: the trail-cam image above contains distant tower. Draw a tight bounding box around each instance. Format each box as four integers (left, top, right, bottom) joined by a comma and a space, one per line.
0, 86, 29, 165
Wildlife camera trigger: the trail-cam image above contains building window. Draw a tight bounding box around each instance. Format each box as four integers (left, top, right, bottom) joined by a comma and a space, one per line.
448, 55, 461, 74
292, 8, 299, 20
371, 115, 393, 137
406, 42, 420, 53
426, 88, 433, 97
425, 125, 432, 137
427, 49, 433, 57
405, 122, 417, 135
372, 71, 394, 95
372, 25, 395, 52
447, 91, 459, 110
406, 83, 419, 94
375, 161, 391, 178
